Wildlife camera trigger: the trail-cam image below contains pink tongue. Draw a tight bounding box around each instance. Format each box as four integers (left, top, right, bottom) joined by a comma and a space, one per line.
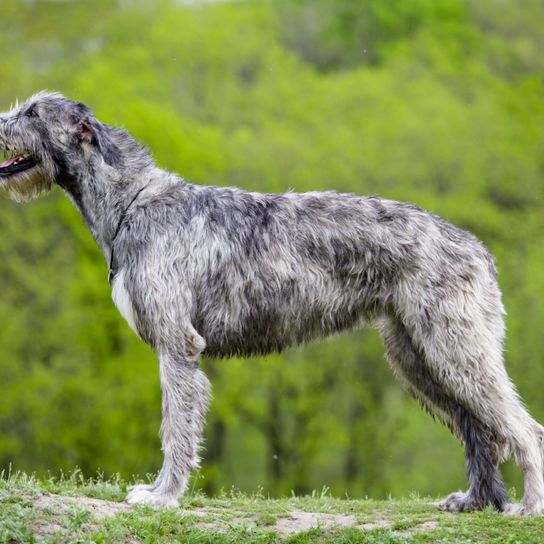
0, 156, 19, 168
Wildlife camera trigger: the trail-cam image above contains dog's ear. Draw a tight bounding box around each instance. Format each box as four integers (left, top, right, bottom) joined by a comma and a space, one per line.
74, 119, 97, 144
66, 103, 121, 166
67, 102, 99, 144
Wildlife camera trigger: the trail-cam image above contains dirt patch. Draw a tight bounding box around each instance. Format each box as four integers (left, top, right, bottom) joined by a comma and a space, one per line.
34, 494, 132, 519
31, 520, 66, 536
192, 508, 375, 535
358, 519, 393, 530
273, 509, 359, 535
413, 520, 439, 532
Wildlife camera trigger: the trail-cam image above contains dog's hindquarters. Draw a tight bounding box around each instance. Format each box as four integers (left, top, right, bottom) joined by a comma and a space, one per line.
384, 249, 544, 515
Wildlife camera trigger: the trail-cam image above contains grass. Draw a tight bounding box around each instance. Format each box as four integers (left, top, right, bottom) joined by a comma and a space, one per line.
1, 472, 544, 543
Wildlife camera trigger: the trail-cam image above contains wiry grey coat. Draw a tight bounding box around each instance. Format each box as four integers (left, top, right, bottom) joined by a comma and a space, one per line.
0, 92, 543, 515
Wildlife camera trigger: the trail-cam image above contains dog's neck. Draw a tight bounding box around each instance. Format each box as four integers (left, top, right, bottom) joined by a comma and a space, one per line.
56, 124, 159, 265
56, 154, 153, 264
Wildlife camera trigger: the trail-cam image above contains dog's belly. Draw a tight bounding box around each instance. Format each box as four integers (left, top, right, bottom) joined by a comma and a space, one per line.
195, 278, 372, 358
201, 311, 367, 358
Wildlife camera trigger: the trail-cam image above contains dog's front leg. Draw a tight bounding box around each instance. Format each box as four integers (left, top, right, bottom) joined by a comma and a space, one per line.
126, 352, 211, 507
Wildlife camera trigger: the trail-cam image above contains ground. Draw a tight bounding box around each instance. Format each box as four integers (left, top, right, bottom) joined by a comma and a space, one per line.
1, 473, 544, 543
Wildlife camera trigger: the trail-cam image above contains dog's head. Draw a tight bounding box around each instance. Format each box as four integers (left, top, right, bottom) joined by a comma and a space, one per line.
0, 91, 123, 202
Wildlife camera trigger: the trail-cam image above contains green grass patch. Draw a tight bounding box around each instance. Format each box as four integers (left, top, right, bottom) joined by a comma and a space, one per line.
1, 472, 544, 543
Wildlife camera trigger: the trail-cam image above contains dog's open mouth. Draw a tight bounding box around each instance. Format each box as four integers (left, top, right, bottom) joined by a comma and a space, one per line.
0, 151, 39, 177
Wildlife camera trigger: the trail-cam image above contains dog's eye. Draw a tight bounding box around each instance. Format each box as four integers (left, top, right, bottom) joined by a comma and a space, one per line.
25, 108, 39, 118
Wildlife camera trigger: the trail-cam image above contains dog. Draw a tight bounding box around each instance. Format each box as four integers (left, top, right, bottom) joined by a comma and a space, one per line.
0, 91, 543, 514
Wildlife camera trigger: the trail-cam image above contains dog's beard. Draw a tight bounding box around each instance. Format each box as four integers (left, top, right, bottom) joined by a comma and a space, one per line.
2, 167, 53, 202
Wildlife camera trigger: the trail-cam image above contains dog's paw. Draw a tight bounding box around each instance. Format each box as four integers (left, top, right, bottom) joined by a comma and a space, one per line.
504, 502, 544, 517
126, 486, 178, 507
438, 491, 481, 512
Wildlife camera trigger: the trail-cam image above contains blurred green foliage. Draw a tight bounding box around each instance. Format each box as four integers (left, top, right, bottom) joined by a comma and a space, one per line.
0, 0, 542, 499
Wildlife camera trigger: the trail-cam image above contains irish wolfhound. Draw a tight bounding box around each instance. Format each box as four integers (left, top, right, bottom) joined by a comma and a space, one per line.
0, 92, 542, 514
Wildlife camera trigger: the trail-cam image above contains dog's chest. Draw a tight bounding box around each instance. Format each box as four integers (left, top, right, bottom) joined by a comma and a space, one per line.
111, 269, 140, 338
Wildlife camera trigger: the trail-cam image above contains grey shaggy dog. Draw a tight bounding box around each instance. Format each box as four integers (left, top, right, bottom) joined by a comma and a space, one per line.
0, 92, 543, 515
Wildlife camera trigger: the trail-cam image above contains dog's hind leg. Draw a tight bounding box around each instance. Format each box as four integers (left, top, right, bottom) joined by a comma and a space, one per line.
126, 343, 210, 507
378, 317, 509, 512
400, 292, 544, 516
